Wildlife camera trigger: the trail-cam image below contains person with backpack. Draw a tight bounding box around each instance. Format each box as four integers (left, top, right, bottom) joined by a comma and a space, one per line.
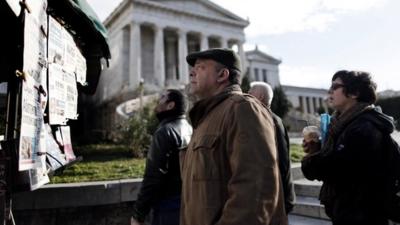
301, 70, 396, 225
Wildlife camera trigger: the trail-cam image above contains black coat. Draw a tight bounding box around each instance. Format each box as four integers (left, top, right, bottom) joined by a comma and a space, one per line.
301, 107, 395, 225
272, 113, 295, 214
133, 115, 192, 221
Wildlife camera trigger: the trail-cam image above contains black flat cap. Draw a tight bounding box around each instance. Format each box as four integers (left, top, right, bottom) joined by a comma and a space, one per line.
186, 48, 241, 72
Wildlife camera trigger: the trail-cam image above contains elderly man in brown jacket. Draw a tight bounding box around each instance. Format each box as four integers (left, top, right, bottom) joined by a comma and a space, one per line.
180, 48, 287, 225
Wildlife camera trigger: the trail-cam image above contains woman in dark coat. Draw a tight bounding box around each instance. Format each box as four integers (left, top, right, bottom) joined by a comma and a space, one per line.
301, 70, 395, 225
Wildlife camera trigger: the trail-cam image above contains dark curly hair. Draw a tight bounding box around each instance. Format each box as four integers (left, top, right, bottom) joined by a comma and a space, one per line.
332, 70, 377, 104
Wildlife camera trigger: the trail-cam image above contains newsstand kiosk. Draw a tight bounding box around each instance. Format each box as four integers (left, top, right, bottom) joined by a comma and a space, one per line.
0, 1, 111, 224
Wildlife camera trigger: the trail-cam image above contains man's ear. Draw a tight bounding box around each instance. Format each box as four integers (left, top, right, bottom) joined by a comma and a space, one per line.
166, 101, 175, 110
217, 69, 229, 83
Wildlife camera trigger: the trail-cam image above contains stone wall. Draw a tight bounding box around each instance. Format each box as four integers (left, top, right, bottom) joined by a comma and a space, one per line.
14, 203, 135, 225
12, 179, 143, 225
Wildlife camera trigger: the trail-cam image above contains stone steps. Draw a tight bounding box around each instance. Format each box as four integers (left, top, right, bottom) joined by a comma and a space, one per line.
290, 163, 330, 223
291, 196, 329, 220
291, 163, 303, 180
289, 214, 331, 225
294, 178, 322, 198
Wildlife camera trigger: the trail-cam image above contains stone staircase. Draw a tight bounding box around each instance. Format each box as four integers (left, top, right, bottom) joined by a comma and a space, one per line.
289, 163, 332, 225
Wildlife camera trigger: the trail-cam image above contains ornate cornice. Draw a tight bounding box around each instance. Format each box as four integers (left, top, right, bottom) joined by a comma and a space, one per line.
104, 0, 249, 29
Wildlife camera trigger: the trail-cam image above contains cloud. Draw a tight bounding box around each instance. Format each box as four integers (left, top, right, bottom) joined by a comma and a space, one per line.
321, 0, 386, 11
212, 0, 386, 36
88, 0, 386, 33
86, 0, 124, 21
279, 65, 332, 89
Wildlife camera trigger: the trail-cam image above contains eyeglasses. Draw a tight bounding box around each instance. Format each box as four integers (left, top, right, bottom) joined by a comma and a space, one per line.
329, 83, 345, 91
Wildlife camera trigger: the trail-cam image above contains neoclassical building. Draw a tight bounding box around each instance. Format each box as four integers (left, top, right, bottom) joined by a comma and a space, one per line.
92, 0, 248, 104
282, 85, 328, 115
245, 47, 328, 116
246, 46, 281, 88
88, 0, 329, 137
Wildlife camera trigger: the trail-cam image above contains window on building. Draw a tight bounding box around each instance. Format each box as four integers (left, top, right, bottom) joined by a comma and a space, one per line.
262, 69, 268, 82
306, 97, 311, 114
254, 68, 259, 81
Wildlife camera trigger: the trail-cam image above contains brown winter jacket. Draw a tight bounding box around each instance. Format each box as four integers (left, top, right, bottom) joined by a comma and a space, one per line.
180, 85, 287, 225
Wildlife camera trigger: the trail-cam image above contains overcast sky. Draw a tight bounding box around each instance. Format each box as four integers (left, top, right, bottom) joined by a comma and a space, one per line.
87, 0, 400, 91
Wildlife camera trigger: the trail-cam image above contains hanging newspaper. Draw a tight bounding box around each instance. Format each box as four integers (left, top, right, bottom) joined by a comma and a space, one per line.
45, 124, 66, 172
48, 64, 67, 125
19, 0, 48, 171
60, 126, 76, 162
23, 0, 48, 82
64, 70, 78, 119
48, 17, 80, 122
49, 15, 86, 84
29, 121, 49, 190
63, 29, 77, 74
48, 64, 78, 123
76, 49, 87, 85
29, 154, 49, 190
48, 16, 64, 65
19, 75, 44, 171
63, 27, 87, 85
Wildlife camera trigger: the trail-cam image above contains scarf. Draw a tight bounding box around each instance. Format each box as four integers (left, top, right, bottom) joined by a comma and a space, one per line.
321, 102, 373, 155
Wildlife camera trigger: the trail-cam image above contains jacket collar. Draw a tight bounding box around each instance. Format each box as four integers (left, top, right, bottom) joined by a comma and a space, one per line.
159, 115, 186, 127
189, 85, 242, 128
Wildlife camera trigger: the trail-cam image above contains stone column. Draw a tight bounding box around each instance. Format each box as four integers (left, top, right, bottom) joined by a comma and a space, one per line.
220, 37, 228, 48
129, 22, 141, 89
154, 25, 165, 87
237, 41, 247, 74
200, 33, 208, 50
178, 29, 189, 84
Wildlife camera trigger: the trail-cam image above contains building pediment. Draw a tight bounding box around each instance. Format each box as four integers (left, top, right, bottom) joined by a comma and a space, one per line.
246, 48, 282, 65
151, 0, 248, 25
105, 0, 249, 28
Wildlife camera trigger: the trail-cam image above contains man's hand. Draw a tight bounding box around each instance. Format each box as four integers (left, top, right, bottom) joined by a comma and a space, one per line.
130, 216, 142, 225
